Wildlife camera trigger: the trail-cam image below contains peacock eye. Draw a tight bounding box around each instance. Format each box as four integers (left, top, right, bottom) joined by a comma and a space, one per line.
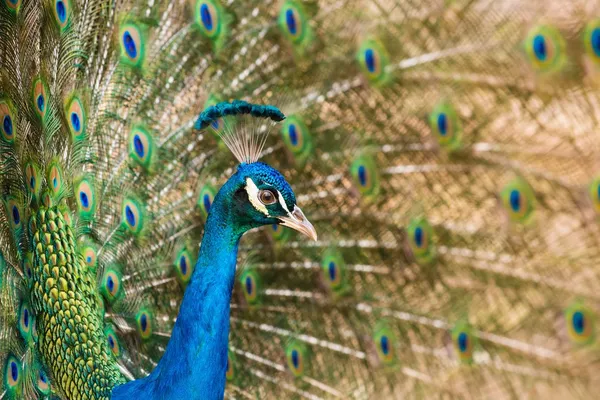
258, 189, 277, 205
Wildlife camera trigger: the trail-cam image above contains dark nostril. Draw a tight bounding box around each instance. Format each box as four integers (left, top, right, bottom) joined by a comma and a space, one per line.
293, 209, 304, 221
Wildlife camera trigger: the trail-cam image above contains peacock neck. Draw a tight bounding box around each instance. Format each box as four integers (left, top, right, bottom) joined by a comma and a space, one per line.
113, 185, 244, 399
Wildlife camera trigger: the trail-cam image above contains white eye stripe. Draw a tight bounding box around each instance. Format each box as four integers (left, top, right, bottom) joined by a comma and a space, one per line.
245, 178, 269, 215
277, 190, 291, 214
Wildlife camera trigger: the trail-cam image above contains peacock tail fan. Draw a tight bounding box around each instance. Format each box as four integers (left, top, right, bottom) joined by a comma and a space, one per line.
1, 0, 600, 399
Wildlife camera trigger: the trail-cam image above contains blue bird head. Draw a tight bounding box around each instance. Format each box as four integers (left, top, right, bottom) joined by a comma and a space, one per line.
214, 162, 317, 240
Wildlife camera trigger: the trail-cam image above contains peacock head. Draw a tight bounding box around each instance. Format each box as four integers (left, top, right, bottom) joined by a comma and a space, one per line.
196, 100, 317, 241
217, 162, 317, 241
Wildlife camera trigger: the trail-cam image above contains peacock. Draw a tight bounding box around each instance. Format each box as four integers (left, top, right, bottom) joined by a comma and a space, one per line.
1, 0, 600, 399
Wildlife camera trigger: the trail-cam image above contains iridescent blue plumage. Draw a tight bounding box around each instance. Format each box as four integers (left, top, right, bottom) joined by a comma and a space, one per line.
113, 162, 313, 399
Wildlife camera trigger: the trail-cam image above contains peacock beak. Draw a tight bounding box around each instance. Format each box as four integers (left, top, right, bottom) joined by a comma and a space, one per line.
278, 205, 317, 241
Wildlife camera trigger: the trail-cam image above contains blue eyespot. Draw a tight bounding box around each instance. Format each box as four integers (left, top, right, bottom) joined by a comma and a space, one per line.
37, 95, 45, 112
23, 308, 29, 327
71, 112, 80, 132
107, 275, 114, 292
12, 205, 19, 225
53, 177, 57, 188
108, 334, 115, 349
509, 189, 521, 212
592, 28, 600, 57
30, 176, 35, 189
140, 314, 148, 331
56, 1, 66, 23
10, 361, 18, 381
39, 371, 46, 383
285, 9, 297, 35
211, 120, 220, 130
380, 335, 389, 355
123, 32, 137, 58
203, 194, 211, 213
437, 113, 448, 136
414, 227, 423, 248
80, 191, 89, 208
245, 276, 253, 295
86, 256, 92, 263
3, 115, 12, 137
125, 205, 135, 226
328, 261, 336, 281
201, 4, 213, 31
573, 311, 585, 334
272, 224, 278, 231
291, 349, 299, 368
533, 35, 547, 61
365, 48, 376, 73
358, 165, 367, 186
180, 256, 187, 275
134, 134, 144, 157
288, 124, 298, 145
458, 332, 468, 353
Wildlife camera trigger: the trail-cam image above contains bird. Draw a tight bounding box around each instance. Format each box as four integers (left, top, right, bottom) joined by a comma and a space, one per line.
1, 0, 600, 399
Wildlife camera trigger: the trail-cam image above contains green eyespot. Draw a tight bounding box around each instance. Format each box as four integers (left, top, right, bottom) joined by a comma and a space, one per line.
357, 38, 392, 86
406, 217, 436, 265
136, 308, 153, 340
5, 0, 22, 12
565, 301, 595, 346
350, 154, 380, 199
373, 322, 397, 366
240, 269, 261, 306
451, 321, 476, 364
500, 177, 536, 224
18, 301, 33, 343
285, 340, 309, 377
105, 325, 123, 358
193, 0, 231, 51
119, 22, 146, 67
25, 162, 41, 199
47, 160, 65, 201
80, 240, 99, 271
4, 354, 21, 396
321, 249, 347, 294
100, 266, 123, 304
0, 98, 16, 143
121, 197, 145, 235
278, 0, 314, 52
32, 77, 49, 121
429, 102, 462, 151
52, 0, 72, 32
74, 175, 97, 219
524, 25, 566, 74
583, 20, 600, 68
280, 115, 313, 165
197, 183, 216, 219
65, 95, 87, 141
174, 246, 194, 286
128, 125, 155, 171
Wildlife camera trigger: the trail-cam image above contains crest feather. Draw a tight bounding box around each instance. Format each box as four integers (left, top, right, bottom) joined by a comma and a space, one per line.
195, 100, 286, 163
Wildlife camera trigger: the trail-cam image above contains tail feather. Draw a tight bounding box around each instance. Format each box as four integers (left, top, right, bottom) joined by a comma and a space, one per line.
1, 0, 600, 398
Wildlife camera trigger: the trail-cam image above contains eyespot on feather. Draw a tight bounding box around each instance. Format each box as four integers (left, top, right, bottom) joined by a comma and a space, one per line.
451, 322, 476, 364
136, 309, 153, 340
32, 77, 49, 121
121, 197, 145, 235
0, 99, 16, 143
119, 22, 146, 67
500, 177, 536, 224
524, 25, 566, 74
285, 340, 309, 377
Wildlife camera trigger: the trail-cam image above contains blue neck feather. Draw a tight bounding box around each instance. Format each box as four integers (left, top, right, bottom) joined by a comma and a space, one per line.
112, 176, 245, 400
